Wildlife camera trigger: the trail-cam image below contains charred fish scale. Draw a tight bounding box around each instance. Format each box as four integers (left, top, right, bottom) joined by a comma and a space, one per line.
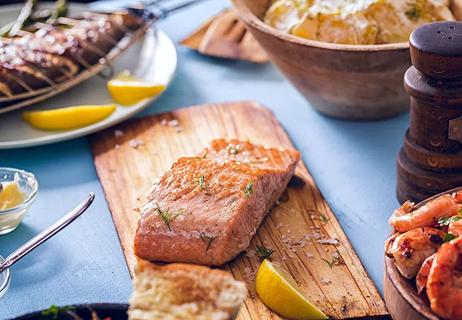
134, 139, 300, 266
0, 11, 144, 98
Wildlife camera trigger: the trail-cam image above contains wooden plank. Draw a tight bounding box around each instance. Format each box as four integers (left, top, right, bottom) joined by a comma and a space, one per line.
90, 101, 388, 319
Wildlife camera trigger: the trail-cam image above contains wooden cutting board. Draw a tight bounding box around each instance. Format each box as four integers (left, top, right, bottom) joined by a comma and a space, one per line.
90, 101, 388, 319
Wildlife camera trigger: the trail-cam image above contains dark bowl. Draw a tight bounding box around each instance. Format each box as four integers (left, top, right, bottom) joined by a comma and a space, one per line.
11, 303, 128, 320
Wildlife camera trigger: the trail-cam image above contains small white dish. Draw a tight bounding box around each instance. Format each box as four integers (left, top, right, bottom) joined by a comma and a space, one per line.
0, 168, 38, 235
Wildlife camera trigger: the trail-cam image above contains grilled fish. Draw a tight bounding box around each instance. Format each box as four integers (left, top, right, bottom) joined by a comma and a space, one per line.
0, 11, 143, 98
134, 139, 300, 266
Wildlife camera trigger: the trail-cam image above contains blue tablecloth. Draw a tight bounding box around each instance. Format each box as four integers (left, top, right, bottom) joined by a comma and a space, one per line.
0, 0, 409, 318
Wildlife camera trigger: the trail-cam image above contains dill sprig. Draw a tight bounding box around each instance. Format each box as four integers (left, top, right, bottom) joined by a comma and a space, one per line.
244, 181, 254, 197
319, 213, 330, 223
193, 150, 208, 160
198, 175, 206, 190
227, 144, 240, 155
199, 232, 217, 251
156, 207, 183, 231
438, 215, 462, 227
322, 251, 345, 269
444, 233, 457, 243
405, 1, 423, 21
41, 305, 77, 320
256, 245, 275, 261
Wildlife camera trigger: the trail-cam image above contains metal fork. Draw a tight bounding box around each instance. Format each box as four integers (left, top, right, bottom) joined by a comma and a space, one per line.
128, 0, 211, 21
0, 193, 95, 274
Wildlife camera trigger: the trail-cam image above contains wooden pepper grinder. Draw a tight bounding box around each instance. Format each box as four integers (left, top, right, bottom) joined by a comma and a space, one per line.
397, 21, 462, 204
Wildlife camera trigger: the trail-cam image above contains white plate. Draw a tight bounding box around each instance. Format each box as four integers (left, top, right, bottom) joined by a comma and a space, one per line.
0, 3, 177, 149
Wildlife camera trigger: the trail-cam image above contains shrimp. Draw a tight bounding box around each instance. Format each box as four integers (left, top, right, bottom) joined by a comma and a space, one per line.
389, 191, 462, 233
427, 237, 462, 320
384, 233, 399, 257
388, 227, 445, 279
449, 219, 462, 237
416, 254, 435, 295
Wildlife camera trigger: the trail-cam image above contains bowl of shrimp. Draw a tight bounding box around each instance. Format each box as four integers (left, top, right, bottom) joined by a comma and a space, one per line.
385, 187, 462, 320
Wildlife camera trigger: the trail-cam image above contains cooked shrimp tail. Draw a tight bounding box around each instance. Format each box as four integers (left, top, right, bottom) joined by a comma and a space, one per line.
389, 193, 462, 233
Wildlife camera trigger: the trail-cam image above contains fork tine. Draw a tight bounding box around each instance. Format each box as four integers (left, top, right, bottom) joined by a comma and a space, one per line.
155, 0, 210, 18
145, 0, 180, 6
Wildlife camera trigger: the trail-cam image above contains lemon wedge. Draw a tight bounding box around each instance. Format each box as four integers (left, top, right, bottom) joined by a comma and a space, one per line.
256, 259, 328, 320
107, 71, 165, 106
0, 179, 25, 210
22, 104, 116, 131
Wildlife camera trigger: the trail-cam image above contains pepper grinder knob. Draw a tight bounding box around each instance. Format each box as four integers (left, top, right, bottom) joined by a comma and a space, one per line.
410, 21, 462, 79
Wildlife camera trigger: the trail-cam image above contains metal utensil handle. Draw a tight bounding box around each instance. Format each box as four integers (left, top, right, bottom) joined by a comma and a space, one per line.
0, 193, 95, 273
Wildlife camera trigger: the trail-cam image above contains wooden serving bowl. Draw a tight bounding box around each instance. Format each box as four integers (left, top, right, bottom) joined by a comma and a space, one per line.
383, 187, 462, 320
233, 0, 413, 120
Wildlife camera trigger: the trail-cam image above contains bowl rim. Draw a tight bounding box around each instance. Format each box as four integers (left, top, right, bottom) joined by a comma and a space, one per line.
0, 167, 38, 215
384, 187, 462, 320
232, 0, 410, 53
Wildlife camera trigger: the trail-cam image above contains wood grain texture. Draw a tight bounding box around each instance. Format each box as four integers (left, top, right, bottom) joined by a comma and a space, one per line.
90, 101, 388, 319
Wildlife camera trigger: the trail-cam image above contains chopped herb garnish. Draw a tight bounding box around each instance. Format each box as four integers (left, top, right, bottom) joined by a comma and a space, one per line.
256, 245, 275, 261
444, 232, 457, 242
405, 1, 422, 21
438, 215, 462, 227
227, 144, 239, 155
156, 207, 183, 231
41, 305, 76, 320
199, 232, 217, 251
319, 213, 330, 223
244, 181, 254, 197
322, 252, 345, 269
193, 150, 208, 160
198, 175, 206, 190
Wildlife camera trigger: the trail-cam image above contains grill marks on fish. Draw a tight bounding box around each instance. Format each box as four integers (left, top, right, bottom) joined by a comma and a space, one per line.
134, 139, 300, 266
0, 11, 142, 97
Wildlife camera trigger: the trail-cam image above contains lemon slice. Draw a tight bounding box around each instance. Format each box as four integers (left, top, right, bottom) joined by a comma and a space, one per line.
107, 71, 165, 106
256, 259, 328, 320
22, 104, 116, 131
0, 180, 25, 210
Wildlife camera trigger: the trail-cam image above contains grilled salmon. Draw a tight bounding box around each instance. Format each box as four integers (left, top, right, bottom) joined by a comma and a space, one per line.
134, 139, 300, 266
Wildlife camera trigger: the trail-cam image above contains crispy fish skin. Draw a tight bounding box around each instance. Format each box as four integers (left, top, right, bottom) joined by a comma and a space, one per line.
0, 12, 143, 97
134, 139, 300, 266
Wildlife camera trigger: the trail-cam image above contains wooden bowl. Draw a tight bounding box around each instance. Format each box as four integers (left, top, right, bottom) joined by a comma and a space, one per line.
233, 0, 413, 120
383, 187, 462, 320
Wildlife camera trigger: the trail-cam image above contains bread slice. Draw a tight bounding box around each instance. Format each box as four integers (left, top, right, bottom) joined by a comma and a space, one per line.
128, 260, 247, 320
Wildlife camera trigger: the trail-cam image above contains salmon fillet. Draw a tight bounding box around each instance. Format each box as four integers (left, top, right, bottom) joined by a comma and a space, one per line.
134, 139, 300, 266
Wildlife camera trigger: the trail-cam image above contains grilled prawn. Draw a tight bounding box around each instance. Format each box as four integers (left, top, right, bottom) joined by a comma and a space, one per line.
386, 227, 445, 279
389, 191, 462, 233
427, 237, 462, 319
